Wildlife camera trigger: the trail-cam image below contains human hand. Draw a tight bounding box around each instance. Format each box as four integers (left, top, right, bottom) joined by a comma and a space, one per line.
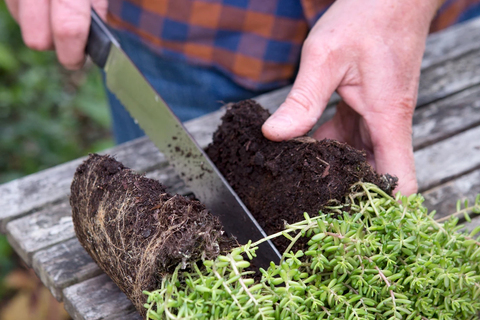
5, 0, 108, 69
262, 0, 443, 195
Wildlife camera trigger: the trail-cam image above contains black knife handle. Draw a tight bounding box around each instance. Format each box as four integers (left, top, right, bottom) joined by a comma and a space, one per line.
86, 9, 119, 69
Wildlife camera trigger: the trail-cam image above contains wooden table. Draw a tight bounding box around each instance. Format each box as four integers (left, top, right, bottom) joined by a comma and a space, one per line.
2, 18, 480, 320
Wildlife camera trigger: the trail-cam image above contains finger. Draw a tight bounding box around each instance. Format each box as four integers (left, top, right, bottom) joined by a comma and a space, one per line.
313, 101, 375, 160
51, 0, 91, 69
5, 0, 19, 22
366, 109, 418, 196
312, 118, 343, 142
91, 0, 108, 20
18, 0, 53, 51
313, 101, 360, 142
262, 43, 345, 141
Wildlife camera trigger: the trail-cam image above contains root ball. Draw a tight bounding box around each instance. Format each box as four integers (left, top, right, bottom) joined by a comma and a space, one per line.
70, 154, 234, 316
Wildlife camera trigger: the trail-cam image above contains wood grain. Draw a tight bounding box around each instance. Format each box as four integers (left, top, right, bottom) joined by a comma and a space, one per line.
0, 159, 82, 234
423, 169, 480, 220
417, 48, 480, 106
63, 274, 142, 320
6, 201, 74, 265
0, 137, 165, 233
413, 86, 480, 150
422, 18, 480, 70
32, 238, 102, 301
415, 126, 480, 191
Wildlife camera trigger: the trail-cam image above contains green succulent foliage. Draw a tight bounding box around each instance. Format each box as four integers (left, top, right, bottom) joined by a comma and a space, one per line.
144, 183, 480, 320
0, 1, 113, 184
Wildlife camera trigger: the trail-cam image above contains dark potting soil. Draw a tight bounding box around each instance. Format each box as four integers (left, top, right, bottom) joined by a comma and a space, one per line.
206, 100, 397, 252
70, 154, 236, 317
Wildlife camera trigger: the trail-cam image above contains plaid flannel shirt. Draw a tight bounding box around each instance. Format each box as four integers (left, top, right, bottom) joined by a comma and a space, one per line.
107, 0, 480, 91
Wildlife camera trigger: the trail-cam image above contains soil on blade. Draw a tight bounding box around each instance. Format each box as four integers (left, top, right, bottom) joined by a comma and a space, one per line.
206, 100, 397, 252
70, 154, 235, 317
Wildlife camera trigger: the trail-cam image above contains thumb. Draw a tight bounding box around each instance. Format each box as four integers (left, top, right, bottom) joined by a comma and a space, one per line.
366, 111, 418, 196
262, 46, 344, 141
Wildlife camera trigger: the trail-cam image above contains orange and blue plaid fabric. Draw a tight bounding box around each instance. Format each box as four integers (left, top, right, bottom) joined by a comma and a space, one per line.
107, 0, 480, 90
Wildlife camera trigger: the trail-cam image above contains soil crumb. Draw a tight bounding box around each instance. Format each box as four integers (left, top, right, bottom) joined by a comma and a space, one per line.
206, 100, 397, 251
70, 154, 235, 317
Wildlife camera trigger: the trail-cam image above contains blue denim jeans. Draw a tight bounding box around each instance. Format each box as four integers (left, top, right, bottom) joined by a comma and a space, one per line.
105, 30, 270, 144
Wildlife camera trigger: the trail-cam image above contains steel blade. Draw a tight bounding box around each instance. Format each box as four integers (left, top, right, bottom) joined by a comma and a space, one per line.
103, 45, 281, 266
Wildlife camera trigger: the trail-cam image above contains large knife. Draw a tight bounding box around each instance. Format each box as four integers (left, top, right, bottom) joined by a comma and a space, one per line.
86, 9, 281, 267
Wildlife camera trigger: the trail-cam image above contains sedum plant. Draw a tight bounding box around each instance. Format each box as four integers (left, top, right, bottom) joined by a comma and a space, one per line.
144, 183, 480, 320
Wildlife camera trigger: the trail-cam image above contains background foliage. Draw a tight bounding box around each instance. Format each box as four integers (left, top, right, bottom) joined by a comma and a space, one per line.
0, 0, 113, 309
0, 2, 112, 184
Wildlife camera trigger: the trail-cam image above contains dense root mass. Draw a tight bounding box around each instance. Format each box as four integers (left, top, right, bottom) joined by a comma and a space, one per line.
70, 154, 235, 317
206, 100, 397, 251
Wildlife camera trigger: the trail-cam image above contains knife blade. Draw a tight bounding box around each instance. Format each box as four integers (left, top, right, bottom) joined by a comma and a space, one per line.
86, 9, 281, 268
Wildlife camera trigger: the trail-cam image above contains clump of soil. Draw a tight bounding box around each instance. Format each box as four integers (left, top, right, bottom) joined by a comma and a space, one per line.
70, 154, 235, 317
206, 100, 397, 251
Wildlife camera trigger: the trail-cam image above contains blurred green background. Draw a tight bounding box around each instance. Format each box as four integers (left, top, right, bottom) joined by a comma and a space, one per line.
0, 0, 113, 312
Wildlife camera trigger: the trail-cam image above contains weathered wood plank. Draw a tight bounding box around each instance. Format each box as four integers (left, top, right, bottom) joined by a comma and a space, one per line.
7, 164, 190, 269
412, 85, 480, 150
422, 18, 480, 69
466, 215, 480, 233
6, 201, 74, 266
423, 169, 480, 220
0, 159, 82, 234
310, 83, 480, 152
63, 274, 142, 320
254, 86, 291, 112
417, 48, 480, 106
0, 137, 165, 233
32, 238, 101, 301
415, 125, 480, 192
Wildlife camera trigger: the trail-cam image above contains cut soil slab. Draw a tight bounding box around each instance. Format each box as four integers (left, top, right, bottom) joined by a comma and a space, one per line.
70, 154, 234, 317
206, 100, 397, 251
